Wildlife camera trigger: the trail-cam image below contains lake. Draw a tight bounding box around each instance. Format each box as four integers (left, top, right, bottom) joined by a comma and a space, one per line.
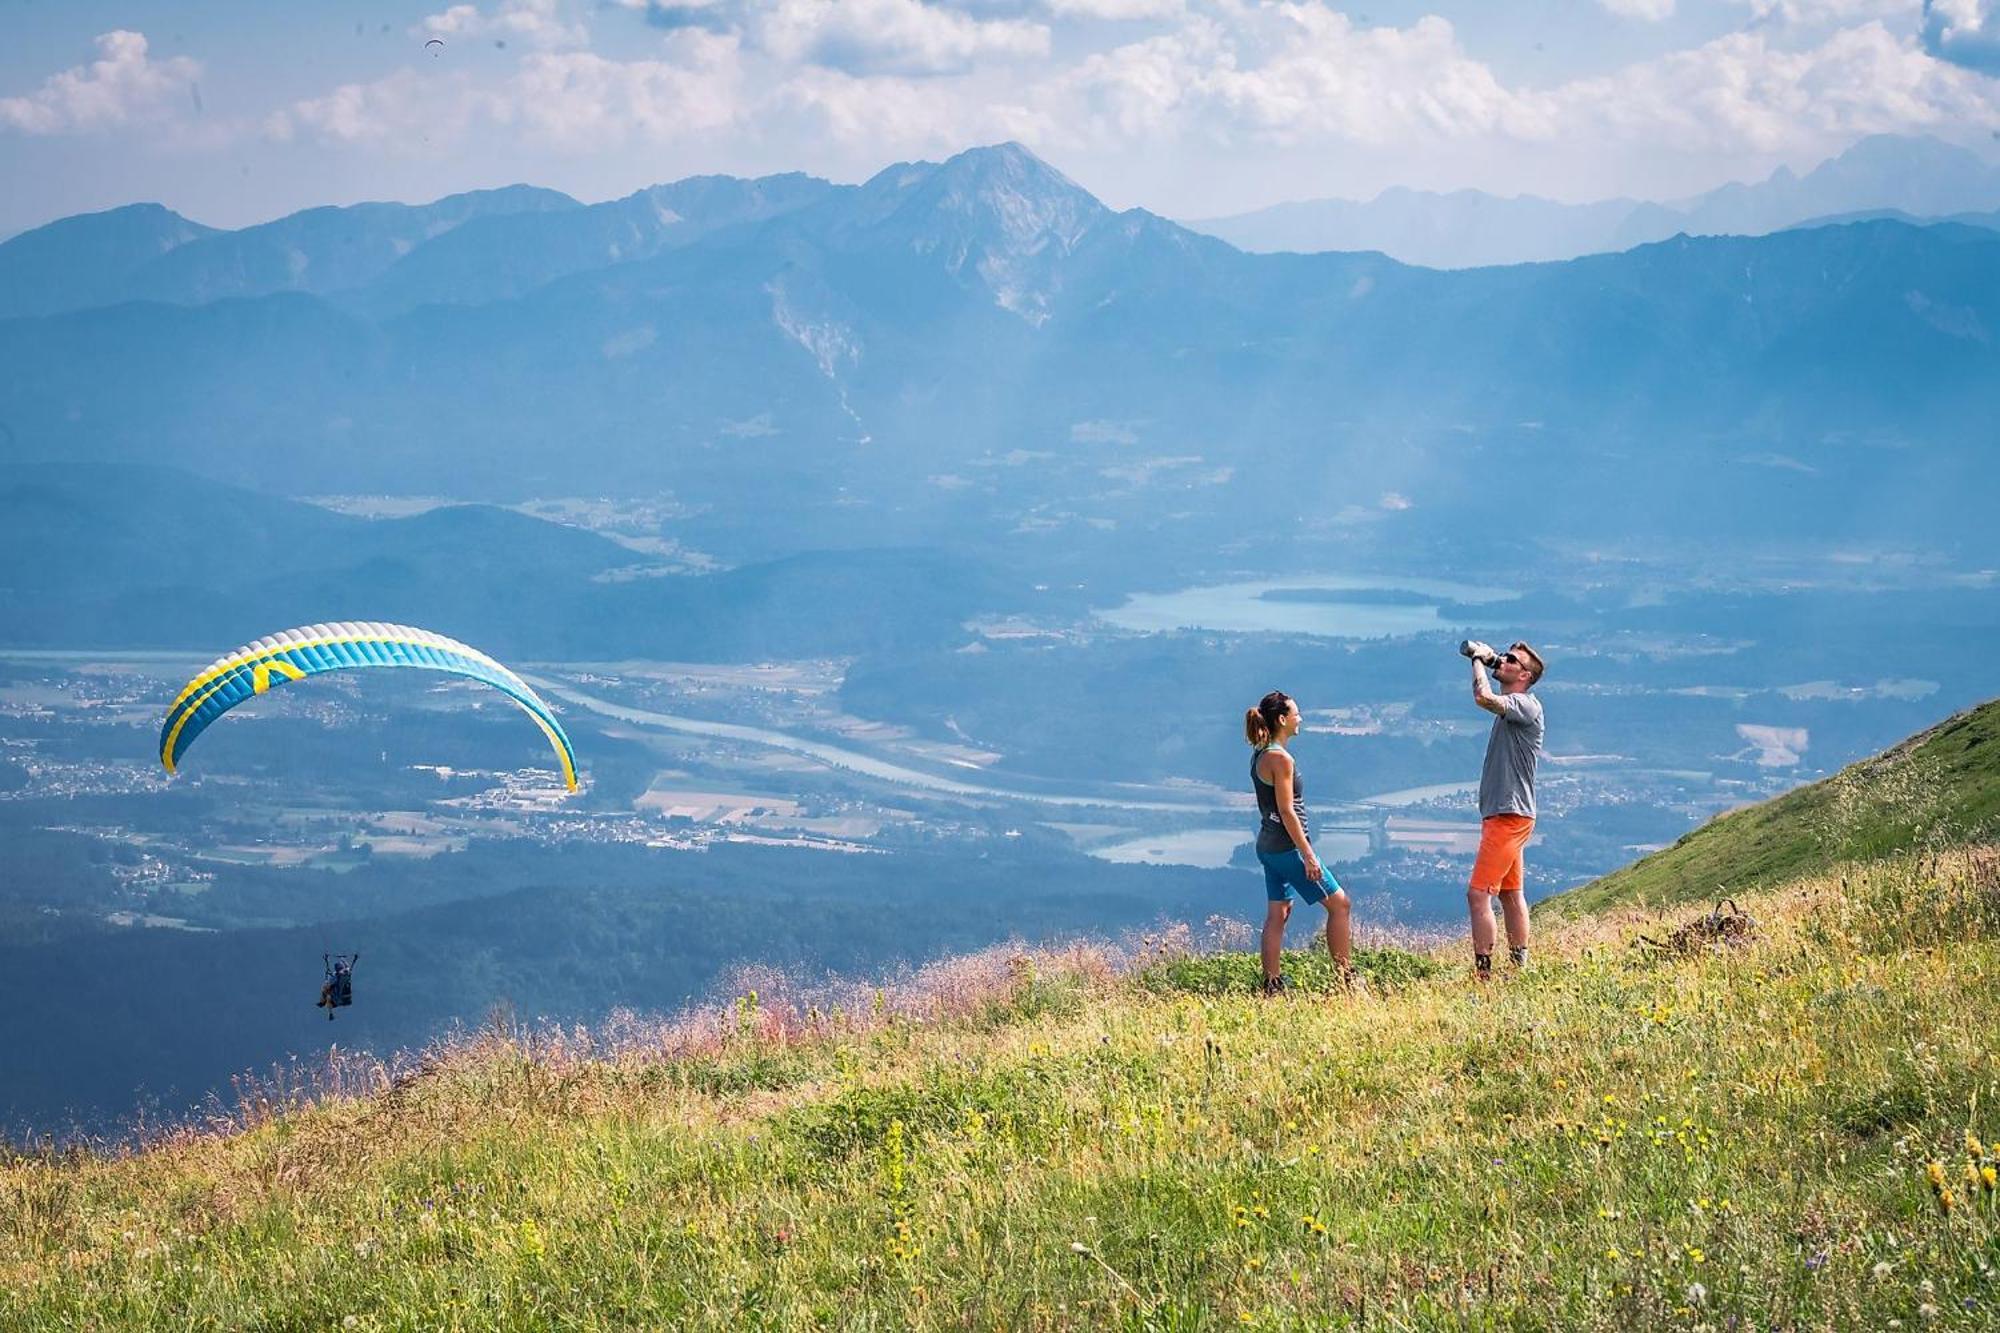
1087, 827, 1372, 870
1099, 575, 1516, 639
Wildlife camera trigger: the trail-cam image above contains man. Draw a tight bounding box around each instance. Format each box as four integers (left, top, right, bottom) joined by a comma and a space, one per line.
1465, 640, 1545, 978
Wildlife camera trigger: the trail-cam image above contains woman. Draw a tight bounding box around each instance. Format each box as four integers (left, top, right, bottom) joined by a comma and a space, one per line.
1246, 691, 1352, 995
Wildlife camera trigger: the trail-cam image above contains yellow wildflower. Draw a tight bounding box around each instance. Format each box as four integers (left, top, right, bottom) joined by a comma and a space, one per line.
1969, 1132, 1986, 1159
1927, 1161, 1948, 1189
1982, 1166, 1996, 1190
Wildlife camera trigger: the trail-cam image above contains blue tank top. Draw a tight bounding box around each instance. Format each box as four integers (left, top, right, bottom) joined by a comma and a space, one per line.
1251, 744, 1308, 855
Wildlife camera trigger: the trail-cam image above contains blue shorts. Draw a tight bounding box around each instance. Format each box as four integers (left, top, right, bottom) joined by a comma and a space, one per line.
1258, 848, 1340, 905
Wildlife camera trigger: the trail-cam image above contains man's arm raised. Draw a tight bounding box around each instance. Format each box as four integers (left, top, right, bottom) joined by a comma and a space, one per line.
1473, 658, 1506, 716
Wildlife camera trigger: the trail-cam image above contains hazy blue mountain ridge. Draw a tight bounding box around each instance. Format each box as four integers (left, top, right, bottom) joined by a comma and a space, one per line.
0, 465, 1034, 660
0, 203, 216, 319
1191, 134, 2000, 266
0, 145, 1994, 550
1652, 135, 2000, 241
116, 185, 580, 308
1189, 187, 1645, 267
349, 172, 836, 317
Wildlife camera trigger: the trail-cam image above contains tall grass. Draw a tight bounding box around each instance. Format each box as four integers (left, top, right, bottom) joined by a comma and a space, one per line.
5, 851, 1999, 1330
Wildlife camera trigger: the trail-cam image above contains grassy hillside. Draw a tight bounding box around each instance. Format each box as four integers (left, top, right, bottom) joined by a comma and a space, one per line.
1547, 695, 2000, 917
5, 848, 2000, 1330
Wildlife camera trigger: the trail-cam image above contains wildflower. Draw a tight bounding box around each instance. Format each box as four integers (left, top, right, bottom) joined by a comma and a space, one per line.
1242, 1257, 1264, 1274
1919, 1304, 1939, 1322
1927, 1161, 1948, 1189
1070, 1242, 1091, 1254
1237, 1313, 1255, 1326
1689, 1248, 1706, 1265
1606, 1248, 1621, 1261
1686, 1281, 1708, 1305
1874, 1262, 1895, 1281
1984, 1166, 1997, 1191
1939, 1187, 1957, 1214
1969, 1132, 1987, 1159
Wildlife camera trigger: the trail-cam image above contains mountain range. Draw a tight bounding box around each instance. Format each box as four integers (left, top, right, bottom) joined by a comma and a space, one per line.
1188, 135, 2000, 267
0, 141, 1995, 579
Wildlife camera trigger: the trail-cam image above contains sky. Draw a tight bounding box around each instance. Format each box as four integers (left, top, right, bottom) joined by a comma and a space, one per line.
2, 0, 1999, 237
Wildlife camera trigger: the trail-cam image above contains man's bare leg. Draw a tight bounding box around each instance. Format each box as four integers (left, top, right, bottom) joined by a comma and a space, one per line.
1498, 888, 1530, 964
1467, 887, 1498, 976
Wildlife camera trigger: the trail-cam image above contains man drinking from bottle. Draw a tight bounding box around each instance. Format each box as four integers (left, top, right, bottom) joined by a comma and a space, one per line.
1462, 639, 1546, 979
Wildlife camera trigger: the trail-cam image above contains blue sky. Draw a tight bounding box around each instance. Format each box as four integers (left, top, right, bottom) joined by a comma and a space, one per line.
3, 0, 1998, 235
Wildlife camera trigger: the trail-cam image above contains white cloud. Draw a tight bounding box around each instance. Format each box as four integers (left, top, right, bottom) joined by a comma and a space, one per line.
1923, 0, 2000, 72
1599, 0, 1676, 21
0, 31, 200, 135
754, 0, 1051, 76
503, 34, 745, 146
419, 0, 590, 52
1557, 22, 2000, 151
1045, 0, 1187, 19
1736, 0, 1908, 24
271, 29, 743, 150
270, 69, 492, 146
1051, 10, 1557, 149
1040, 7, 2000, 159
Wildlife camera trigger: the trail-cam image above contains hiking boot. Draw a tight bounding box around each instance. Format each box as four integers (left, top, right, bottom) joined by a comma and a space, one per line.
1260, 973, 1290, 998
1508, 945, 1529, 969
1337, 967, 1367, 996
1474, 953, 1493, 982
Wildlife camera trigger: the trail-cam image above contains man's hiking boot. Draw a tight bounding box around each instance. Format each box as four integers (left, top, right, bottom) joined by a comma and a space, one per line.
1474, 952, 1493, 982
1260, 973, 1290, 998
1508, 945, 1529, 969
1337, 967, 1367, 996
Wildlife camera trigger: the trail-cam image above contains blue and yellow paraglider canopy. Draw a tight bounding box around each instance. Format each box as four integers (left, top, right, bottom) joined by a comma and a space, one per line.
160, 622, 578, 791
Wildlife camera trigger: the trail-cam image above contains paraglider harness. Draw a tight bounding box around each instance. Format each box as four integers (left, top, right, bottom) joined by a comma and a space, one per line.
1634, 899, 1756, 955
318, 953, 359, 1019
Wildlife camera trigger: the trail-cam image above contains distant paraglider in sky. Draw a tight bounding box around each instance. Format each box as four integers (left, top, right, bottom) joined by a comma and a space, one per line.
159, 622, 579, 791
425, 37, 444, 56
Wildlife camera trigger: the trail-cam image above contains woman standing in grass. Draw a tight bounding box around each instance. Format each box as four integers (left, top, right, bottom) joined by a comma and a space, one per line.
1246, 691, 1352, 995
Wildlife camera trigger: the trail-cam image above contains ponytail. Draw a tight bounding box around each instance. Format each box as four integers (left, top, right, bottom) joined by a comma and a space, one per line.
1245, 691, 1292, 747
1245, 708, 1271, 747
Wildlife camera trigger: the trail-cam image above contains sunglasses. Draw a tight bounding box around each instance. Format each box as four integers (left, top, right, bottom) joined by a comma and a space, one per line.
1500, 652, 1522, 666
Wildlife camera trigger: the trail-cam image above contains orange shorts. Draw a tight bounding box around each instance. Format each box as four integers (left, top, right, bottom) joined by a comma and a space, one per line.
1470, 814, 1534, 894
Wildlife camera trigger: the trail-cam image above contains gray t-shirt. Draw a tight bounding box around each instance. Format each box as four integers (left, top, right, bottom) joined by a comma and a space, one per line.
1478, 691, 1544, 819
